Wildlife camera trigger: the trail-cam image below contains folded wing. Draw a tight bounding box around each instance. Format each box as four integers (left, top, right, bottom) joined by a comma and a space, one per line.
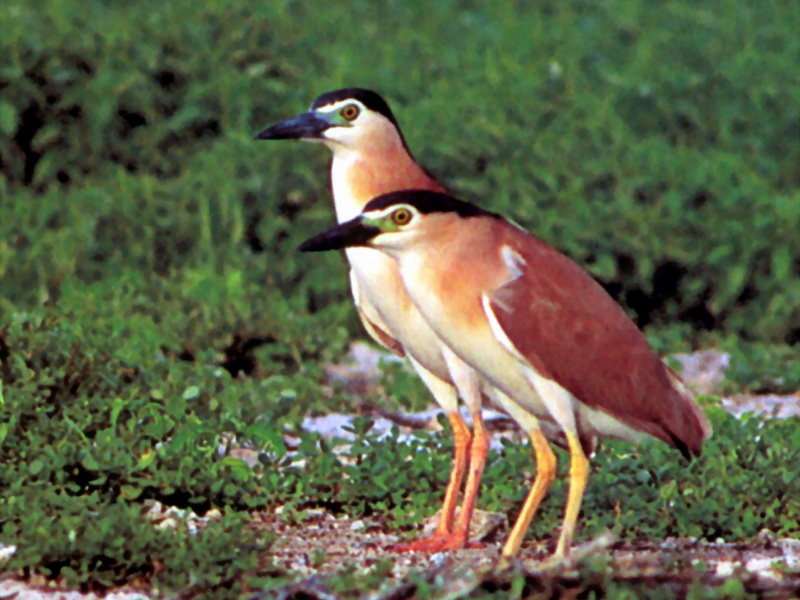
485, 231, 710, 458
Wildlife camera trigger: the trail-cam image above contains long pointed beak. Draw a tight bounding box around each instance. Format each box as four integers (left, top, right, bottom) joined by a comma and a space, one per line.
255, 111, 332, 141
299, 218, 381, 252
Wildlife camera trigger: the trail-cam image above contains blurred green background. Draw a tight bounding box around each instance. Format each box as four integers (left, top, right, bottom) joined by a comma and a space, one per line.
1, 0, 799, 594
2, 0, 798, 343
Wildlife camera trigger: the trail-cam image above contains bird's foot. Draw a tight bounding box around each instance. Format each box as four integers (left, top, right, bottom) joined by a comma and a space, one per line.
389, 530, 475, 553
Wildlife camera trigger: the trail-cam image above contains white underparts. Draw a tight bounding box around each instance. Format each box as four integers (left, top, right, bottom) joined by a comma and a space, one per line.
483, 386, 543, 434
407, 355, 459, 414
441, 346, 482, 413
522, 366, 579, 438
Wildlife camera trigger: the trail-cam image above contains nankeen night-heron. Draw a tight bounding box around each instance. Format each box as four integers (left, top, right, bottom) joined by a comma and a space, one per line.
258, 89, 520, 551
299, 190, 711, 557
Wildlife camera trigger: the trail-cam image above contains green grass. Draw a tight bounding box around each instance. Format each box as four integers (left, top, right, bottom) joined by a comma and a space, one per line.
1, 0, 799, 596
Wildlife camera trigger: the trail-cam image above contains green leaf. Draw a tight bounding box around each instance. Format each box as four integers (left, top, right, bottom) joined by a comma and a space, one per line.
182, 385, 201, 400
0, 102, 16, 135
136, 450, 156, 470
120, 485, 143, 500
81, 454, 99, 471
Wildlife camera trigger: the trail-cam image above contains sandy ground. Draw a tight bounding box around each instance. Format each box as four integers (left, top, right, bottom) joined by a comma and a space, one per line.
256, 510, 800, 598
7, 512, 794, 599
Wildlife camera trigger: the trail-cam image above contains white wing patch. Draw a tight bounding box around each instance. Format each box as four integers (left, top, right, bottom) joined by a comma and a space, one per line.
501, 245, 526, 282
482, 293, 527, 364
481, 245, 529, 361
491, 245, 526, 314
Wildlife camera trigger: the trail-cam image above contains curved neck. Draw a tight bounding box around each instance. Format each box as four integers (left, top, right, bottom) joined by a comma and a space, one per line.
329, 141, 446, 222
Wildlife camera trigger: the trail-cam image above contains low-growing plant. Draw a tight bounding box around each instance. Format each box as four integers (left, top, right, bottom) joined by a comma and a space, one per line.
721, 339, 800, 396
2, 307, 799, 595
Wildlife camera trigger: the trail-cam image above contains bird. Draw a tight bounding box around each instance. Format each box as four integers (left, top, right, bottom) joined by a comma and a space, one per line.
256, 89, 500, 551
298, 189, 712, 557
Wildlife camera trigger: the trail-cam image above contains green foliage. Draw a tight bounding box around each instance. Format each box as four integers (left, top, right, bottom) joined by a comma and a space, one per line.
3, 500, 266, 596
0, 0, 798, 341
721, 339, 800, 395
0, 312, 276, 592
1, 0, 799, 595
2, 311, 800, 593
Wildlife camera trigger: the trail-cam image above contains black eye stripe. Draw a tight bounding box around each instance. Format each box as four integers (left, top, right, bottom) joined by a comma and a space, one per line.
365, 191, 501, 220
311, 88, 398, 127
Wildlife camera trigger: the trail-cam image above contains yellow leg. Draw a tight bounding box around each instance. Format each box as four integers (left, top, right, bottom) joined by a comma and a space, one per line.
451, 408, 489, 545
555, 431, 590, 557
502, 427, 557, 557
390, 411, 471, 552
436, 411, 472, 536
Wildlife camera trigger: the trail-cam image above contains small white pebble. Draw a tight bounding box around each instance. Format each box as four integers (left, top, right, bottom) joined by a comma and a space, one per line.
165, 506, 190, 519
778, 538, 800, 552
745, 557, 780, 579
0, 545, 17, 562
756, 528, 776, 540
156, 516, 179, 530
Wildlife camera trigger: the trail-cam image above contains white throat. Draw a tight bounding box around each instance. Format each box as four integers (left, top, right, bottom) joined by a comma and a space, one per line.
328, 148, 365, 223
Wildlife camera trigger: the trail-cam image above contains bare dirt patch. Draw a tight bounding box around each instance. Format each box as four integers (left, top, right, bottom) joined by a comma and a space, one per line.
256, 510, 800, 598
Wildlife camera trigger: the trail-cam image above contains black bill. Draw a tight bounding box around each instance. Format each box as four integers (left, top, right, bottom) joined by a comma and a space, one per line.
255, 111, 331, 140
298, 218, 381, 252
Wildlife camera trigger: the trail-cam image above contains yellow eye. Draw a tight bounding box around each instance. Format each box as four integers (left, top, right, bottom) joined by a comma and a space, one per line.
391, 208, 412, 226
340, 104, 360, 121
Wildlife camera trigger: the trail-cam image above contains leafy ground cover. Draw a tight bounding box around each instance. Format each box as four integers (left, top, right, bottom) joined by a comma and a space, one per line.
1, 315, 799, 597
1, 0, 799, 597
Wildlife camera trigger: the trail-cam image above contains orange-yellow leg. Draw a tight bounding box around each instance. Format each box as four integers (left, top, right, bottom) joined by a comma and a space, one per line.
502, 427, 557, 557
390, 411, 471, 552
448, 408, 490, 548
555, 431, 590, 557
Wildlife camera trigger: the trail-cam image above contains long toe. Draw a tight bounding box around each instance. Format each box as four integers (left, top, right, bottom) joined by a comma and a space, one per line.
388, 531, 469, 553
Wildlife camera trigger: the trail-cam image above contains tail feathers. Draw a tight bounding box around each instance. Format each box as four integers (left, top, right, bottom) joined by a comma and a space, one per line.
663, 367, 712, 459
